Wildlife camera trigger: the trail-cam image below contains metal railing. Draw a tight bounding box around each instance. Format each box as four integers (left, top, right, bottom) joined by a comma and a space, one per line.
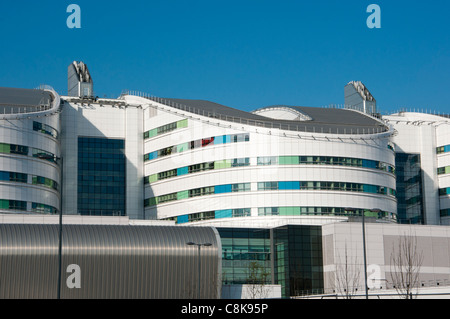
121, 90, 389, 136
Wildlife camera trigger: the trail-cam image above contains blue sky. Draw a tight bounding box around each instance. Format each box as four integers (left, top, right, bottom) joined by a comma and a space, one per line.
0, 0, 449, 114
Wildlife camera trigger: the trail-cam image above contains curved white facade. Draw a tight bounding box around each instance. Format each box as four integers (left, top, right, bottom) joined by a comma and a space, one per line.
124, 95, 397, 226
0, 87, 61, 215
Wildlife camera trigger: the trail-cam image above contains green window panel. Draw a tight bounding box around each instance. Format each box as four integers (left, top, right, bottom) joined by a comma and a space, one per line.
0, 143, 11, 153
214, 160, 232, 169
149, 174, 158, 183
148, 129, 158, 138
0, 199, 9, 209
279, 207, 301, 216
177, 190, 189, 200
177, 119, 188, 128
149, 197, 158, 206
177, 142, 189, 153
279, 156, 299, 165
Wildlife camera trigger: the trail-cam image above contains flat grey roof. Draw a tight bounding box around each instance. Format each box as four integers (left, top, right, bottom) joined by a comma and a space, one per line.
157, 98, 388, 135
0, 87, 53, 114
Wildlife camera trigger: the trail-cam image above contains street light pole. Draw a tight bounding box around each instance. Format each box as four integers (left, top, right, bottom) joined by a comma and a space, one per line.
345, 207, 369, 299
187, 242, 212, 299
361, 209, 369, 300
57, 156, 63, 300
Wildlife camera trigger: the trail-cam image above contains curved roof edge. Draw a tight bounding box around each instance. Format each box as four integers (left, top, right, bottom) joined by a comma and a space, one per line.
0, 86, 61, 120
252, 105, 314, 121
123, 92, 390, 136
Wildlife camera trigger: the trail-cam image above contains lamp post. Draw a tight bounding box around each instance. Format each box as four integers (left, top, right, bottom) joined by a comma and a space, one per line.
187, 242, 212, 299
345, 207, 383, 300
56, 156, 63, 300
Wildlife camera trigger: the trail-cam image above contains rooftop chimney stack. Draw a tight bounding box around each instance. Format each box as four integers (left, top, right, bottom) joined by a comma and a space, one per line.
68, 61, 94, 98
344, 81, 377, 115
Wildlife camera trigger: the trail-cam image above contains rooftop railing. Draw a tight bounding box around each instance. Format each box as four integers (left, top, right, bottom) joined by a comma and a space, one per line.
121, 90, 390, 136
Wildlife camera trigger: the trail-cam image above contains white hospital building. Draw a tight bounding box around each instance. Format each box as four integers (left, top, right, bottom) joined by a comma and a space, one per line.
1, 61, 450, 298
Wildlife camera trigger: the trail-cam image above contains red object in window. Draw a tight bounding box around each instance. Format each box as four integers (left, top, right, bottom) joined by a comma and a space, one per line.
202, 137, 215, 147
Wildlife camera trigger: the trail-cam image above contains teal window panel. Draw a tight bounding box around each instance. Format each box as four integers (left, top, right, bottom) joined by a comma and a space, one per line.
279, 181, 300, 190
363, 184, 378, 193
214, 135, 226, 145
148, 151, 157, 160
362, 159, 377, 169
177, 166, 189, 176
215, 184, 232, 194
216, 209, 232, 219
177, 215, 189, 224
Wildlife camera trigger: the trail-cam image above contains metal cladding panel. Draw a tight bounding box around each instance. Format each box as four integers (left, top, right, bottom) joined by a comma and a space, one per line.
0, 224, 221, 299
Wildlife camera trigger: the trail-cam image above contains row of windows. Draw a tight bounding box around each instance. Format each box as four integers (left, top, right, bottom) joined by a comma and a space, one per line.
257, 181, 396, 196
33, 121, 58, 139
78, 209, 125, 217
144, 183, 251, 207
145, 158, 250, 184
78, 162, 126, 172
165, 208, 252, 224
145, 180, 395, 207
0, 143, 57, 163
78, 137, 125, 150
0, 199, 58, 214
437, 166, 450, 175
439, 188, 450, 196
164, 206, 397, 224
0, 171, 59, 190
143, 119, 188, 139
258, 207, 396, 220
144, 133, 250, 162
258, 156, 395, 173
437, 145, 450, 154
31, 176, 59, 190
145, 155, 394, 185
31, 203, 58, 215
0, 171, 28, 183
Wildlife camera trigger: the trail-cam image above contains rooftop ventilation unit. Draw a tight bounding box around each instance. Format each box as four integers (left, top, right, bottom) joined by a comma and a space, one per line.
68, 61, 94, 98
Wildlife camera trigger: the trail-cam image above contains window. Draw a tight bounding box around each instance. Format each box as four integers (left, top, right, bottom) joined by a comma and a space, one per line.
33, 121, 58, 139
202, 137, 215, 147
10, 144, 29, 156
32, 203, 58, 215
232, 158, 250, 167
78, 137, 126, 216
32, 148, 56, 163
257, 157, 278, 166
158, 193, 178, 204
232, 208, 251, 217
158, 169, 177, 181
258, 207, 279, 216
189, 187, 215, 198
258, 182, 278, 190
189, 162, 215, 173
231, 183, 251, 192
144, 120, 188, 140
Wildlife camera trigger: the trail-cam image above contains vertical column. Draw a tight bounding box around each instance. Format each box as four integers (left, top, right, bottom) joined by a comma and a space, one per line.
61, 102, 79, 215
420, 125, 440, 225
125, 106, 144, 219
